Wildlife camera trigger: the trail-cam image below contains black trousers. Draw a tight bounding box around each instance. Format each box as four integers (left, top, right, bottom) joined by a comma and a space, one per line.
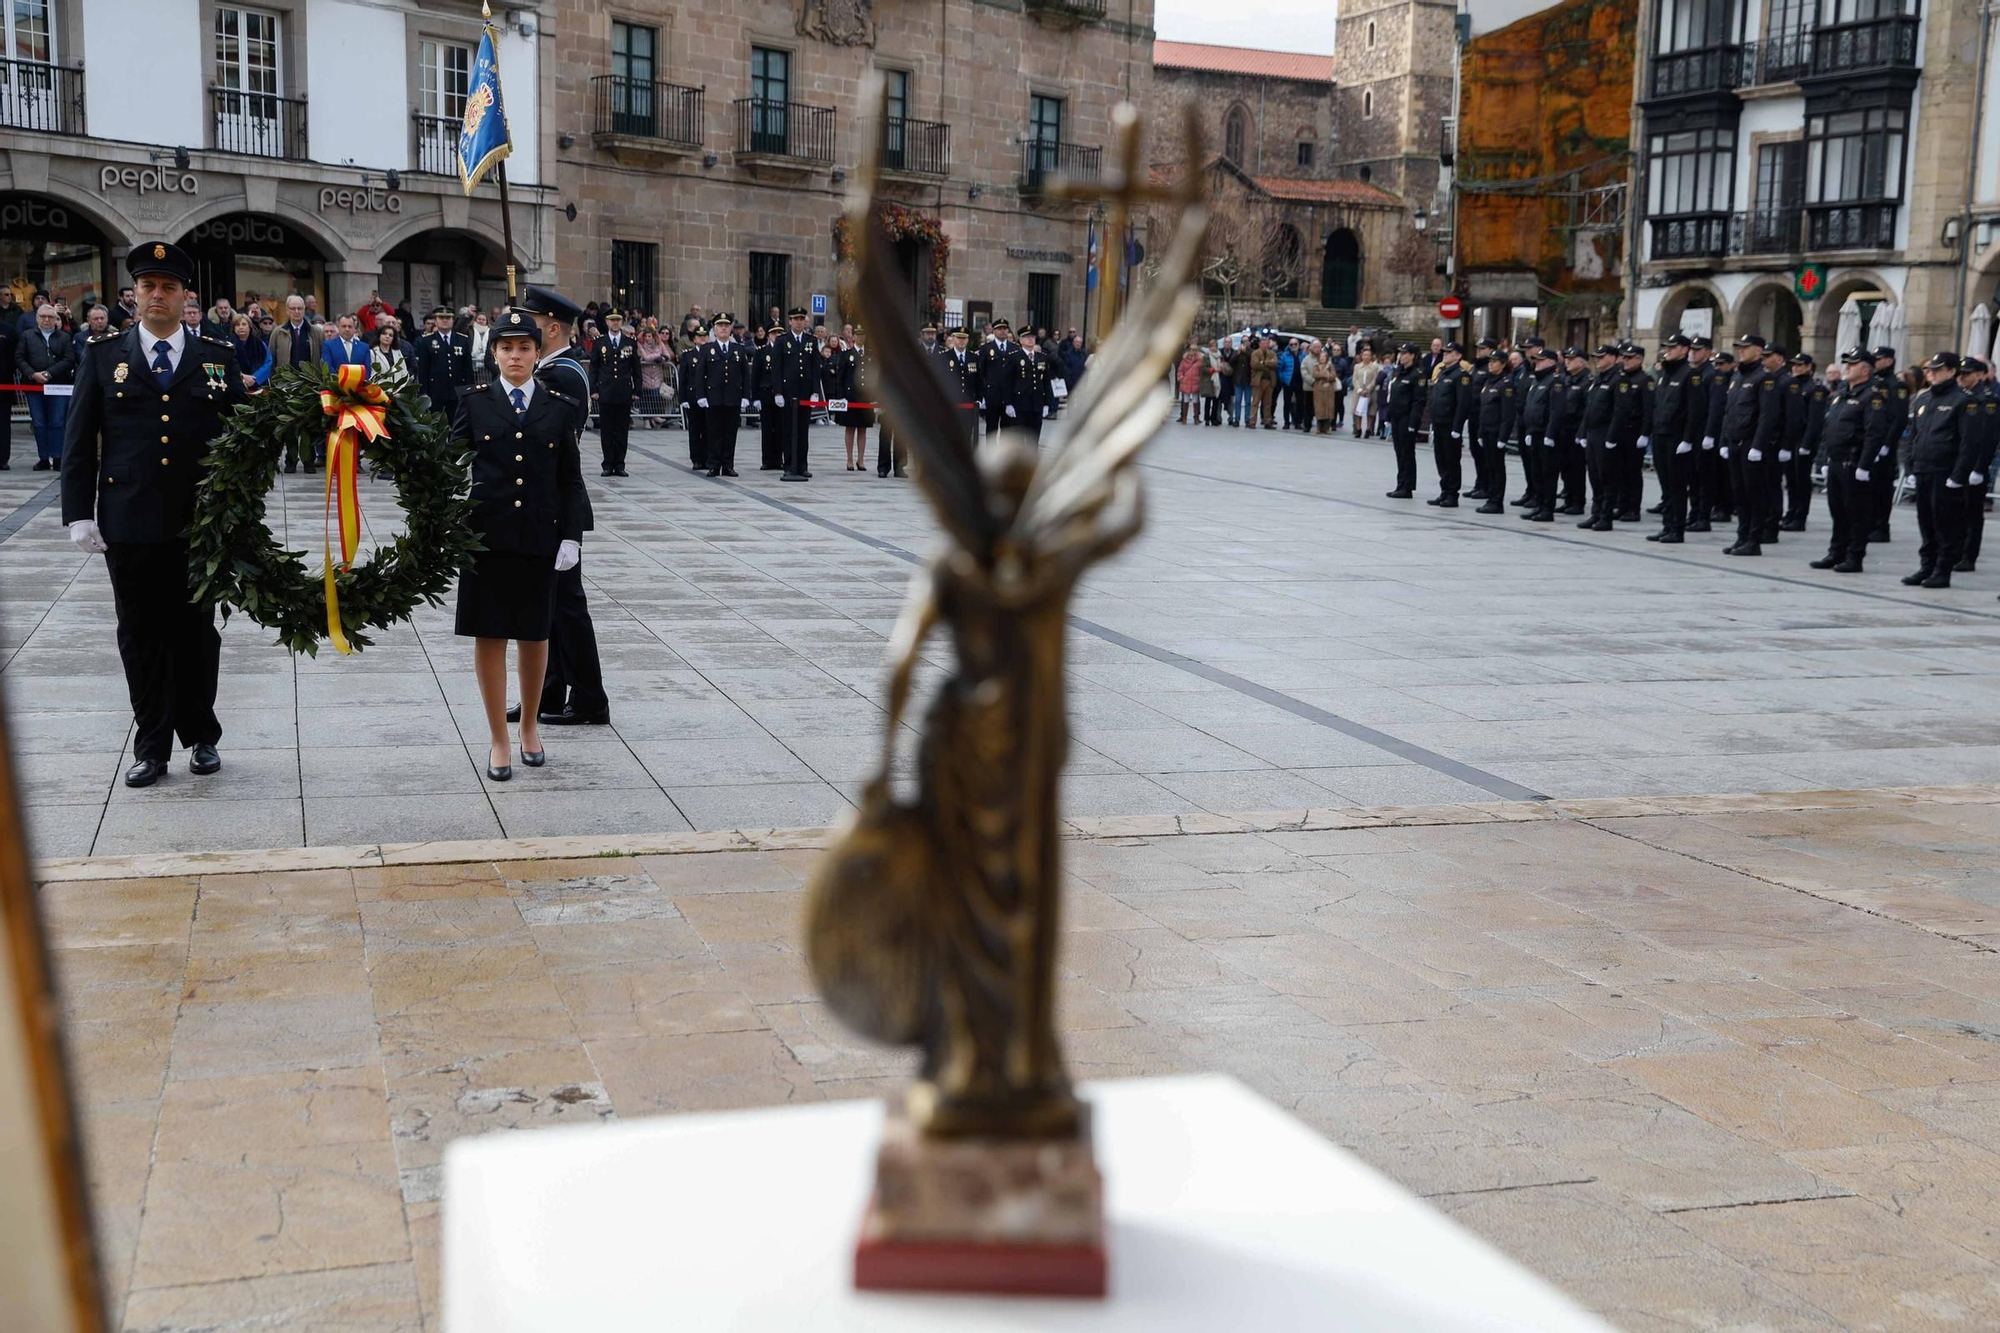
539, 557, 607, 718
783, 400, 812, 475
705, 404, 740, 473
1914, 474, 1966, 574
1432, 426, 1461, 498
1391, 418, 1418, 493
1728, 448, 1770, 547
1585, 439, 1614, 519
1963, 480, 1990, 565
1621, 439, 1646, 514
1872, 467, 1898, 536
1655, 441, 1689, 534
1557, 436, 1586, 508
1783, 450, 1815, 525
760, 399, 784, 468
1687, 444, 1716, 521
1823, 467, 1868, 564
1476, 432, 1507, 500
983, 398, 1006, 439
599, 398, 631, 472
1531, 441, 1559, 511
0, 391, 11, 466
685, 404, 707, 469
104, 541, 222, 764
876, 420, 906, 475
1466, 435, 1489, 493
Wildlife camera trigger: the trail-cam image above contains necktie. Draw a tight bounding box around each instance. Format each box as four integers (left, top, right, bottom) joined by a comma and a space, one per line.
152, 339, 172, 381
511, 388, 526, 414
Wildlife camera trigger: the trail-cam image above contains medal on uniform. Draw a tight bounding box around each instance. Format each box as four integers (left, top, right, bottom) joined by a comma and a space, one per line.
113, 363, 129, 384
204, 362, 227, 389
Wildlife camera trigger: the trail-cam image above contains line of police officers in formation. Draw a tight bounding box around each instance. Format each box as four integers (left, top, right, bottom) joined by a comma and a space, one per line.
662, 312, 1058, 481
1371, 333, 1997, 588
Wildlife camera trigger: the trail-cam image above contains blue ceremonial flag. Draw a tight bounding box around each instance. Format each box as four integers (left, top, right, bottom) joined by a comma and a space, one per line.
1085, 217, 1099, 291
457, 22, 512, 195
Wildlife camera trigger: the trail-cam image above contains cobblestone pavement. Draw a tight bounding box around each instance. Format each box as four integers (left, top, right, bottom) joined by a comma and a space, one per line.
42, 784, 2000, 1331
5, 420, 1998, 859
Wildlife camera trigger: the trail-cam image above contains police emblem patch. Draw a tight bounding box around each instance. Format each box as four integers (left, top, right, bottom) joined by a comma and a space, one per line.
113, 363, 129, 383
153, 244, 166, 259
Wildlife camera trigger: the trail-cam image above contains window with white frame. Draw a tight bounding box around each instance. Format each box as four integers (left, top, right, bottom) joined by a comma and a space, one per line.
418, 40, 472, 120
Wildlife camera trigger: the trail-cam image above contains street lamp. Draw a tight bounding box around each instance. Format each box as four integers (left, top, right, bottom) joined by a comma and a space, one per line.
1413, 206, 1429, 233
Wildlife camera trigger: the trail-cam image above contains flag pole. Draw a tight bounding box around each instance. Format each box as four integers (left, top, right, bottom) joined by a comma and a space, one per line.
496, 162, 517, 301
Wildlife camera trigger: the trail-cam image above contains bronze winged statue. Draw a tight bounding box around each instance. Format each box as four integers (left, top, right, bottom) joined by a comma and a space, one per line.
805, 91, 1207, 1141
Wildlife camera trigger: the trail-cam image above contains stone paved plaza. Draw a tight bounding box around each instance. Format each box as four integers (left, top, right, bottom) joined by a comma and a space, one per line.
4, 422, 1999, 859
37, 785, 2000, 1331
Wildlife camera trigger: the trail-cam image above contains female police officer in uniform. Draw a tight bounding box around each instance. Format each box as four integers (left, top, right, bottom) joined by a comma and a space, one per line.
454, 310, 587, 781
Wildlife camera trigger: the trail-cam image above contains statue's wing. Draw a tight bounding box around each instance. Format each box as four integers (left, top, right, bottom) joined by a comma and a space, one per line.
1013, 204, 1206, 551
843, 90, 996, 561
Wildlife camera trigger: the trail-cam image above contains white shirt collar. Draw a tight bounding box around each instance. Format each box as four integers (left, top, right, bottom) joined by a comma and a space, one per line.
141, 322, 187, 371
500, 374, 535, 407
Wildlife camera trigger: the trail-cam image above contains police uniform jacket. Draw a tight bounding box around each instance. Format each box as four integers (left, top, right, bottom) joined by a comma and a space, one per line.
1971, 381, 2000, 476
1816, 381, 1890, 472
1793, 375, 1828, 458
677, 345, 705, 406
1907, 382, 1978, 480
415, 330, 474, 405
61, 325, 247, 544
832, 344, 869, 402
591, 332, 641, 405
453, 378, 586, 557
1690, 360, 1723, 442
773, 330, 820, 399
1386, 362, 1422, 426
937, 344, 976, 405
974, 337, 1016, 403
535, 351, 595, 532
1005, 347, 1057, 418
1582, 370, 1618, 446
1612, 367, 1652, 444
1651, 360, 1697, 443
1721, 366, 1776, 450
1872, 369, 1910, 473
1562, 368, 1591, 439
1474, 372, 1516, 440
1521, 367, 1558, 440
752, 341, 780, 403
1424, 361, 1472, 435
701, 338, 755, 403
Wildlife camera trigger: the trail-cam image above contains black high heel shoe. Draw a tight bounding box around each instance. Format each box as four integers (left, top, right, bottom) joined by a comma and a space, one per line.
487, 762, 513, 782
520, 747, 546, 767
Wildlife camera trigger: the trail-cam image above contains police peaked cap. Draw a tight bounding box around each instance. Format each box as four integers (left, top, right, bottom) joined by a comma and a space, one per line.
1663, 333, 1692, 349
1762, 344, 1788, 360
1789, 350, 1814, 365
1962, 356, 1989, 373
490, 309, 542, 348
127, 241, 196, 286
1561, 345, 1586, 359
1733, 333, 1766, 349
1924, 350, 1961, 371
1839, 346, 1872, 364
1592, 343, 1620, 356
515, 285, 583, 324
430, 305, 454, 319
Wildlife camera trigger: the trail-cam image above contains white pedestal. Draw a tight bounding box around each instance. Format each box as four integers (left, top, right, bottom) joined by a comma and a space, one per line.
443, 1074, 1612, 1332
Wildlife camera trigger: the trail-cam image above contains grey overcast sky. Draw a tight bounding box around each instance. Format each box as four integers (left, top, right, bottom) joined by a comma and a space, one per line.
1153, 0, 1340, 55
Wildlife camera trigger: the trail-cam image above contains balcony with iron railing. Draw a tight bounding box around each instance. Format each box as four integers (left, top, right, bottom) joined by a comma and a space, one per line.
592, 75, 704, 154
1735, 31, 1811, 86
1647, 43, 1742, 99
882, 116, 950, 177
412, 112, 456, 175
1807, 201, 1898, 250
1023, 0, 1109, 21
732, 97, 835, 167
210, 88, 308, 160
0, 58, 84, 134
1811, 14, 1921, 76
1020, 139, 1102, 195
1649, 213, 1732, 261
1732, 206, 1806, 255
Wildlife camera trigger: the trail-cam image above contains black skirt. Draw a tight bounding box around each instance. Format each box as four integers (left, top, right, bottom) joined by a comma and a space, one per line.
454, 549, 557, 641
838, 405, 874, 429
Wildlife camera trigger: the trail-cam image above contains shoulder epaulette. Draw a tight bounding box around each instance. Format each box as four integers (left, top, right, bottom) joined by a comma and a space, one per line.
201, 333, 233, 348
87, 331, 116, 344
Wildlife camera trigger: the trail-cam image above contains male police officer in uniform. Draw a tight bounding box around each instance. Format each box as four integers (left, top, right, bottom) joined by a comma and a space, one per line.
678, 327, 708, 473
1902, 350, 1977, 588
1611, 342, 1652, 522
509, 285, 609, 727
1519, 345, 1561, 521
1384, 342, 1423, 498
937, 326, 979, 445
1721, 334, 1780, 556
775, 306, 818, 481
1870, 346, 1907, 543
1424, 341, 1472, 507
590, 309, 640, 477
754, 324, 785, 470
1558, 346, 1591, 513
1687, 336, 1724, 531
1002, 328, 1058, 440
62, 242, 245, 787
1647, 334, 1696, 543
1956, 356, 1997, 572
1780, 351, 1827, 531
1471, 348, 1515, 513
976, 319, 1020, 439
697, 314, 751, 478
1578, 344, 1620, 530
1810, 347, 1890, 574
414, 305, 474, 419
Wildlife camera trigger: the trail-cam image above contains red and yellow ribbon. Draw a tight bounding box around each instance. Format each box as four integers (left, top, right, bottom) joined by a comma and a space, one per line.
317, 363, 390, 654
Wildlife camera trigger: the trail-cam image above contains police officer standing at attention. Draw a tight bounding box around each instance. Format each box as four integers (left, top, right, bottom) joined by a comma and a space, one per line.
679, 326, 708, 473
1721, 334, 1779, 556
1955, 356, 1996, 573
698, 314, 751, 478
1781, 351, 1827, 531
1870, 346, 1907, 543
507, 285, 609, 729
1002, 327, 1057, 440
1384, 342, 1423, 498
590, 309, 639, 477
1463, 338, 1497, 502
1686, 336, 1723, 531
1647, 333, 1696, 543
62, 242, 244, 787
1471, 348, 1515, 514
1612, 342, 1652, 522
1519, 345, 1561, 522
1424, 341, 1472, 507
754, 322, 785, 470
1558, 346, 1591, 514
775, 306, 817, 481
976, 319, 1018, 439
414, 305, 473, 418
937, 326, 979, 446
1809, 347, 1890, 574
1578, 344, 1620, 531
1901, 350, 1977, 588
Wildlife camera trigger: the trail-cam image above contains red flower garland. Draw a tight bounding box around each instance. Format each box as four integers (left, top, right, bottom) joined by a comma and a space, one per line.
832, 205, 950, 323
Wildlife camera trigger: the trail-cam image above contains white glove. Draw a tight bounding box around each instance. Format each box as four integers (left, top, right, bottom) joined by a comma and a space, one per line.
740, 399, 750, 411
775, 394, 785, 406
1606, 439, 1618, 449
1676, 440, 1693, 454
977, 399, 986, 410
1701, 436, 1715, 450
1855, 468, 1871, 482
1946, 478, 1963, 489
697, 397, 709, 408
1720, 446, 1730, 459
1449, 431, 1460, 441
1779, 449, 1793, 463
1043, 405, 1053, 419
1747, 448, 1763, 462
1973, 472, 1987, 486
554, 539, 580, 572
1005, 405, 1017, 418
1638, 435, 1650, 451
1575, 437, 1586, 449
68, 519, 107, 554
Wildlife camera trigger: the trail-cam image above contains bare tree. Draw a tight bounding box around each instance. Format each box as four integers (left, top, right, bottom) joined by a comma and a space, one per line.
1383, 227, 1434, 304
1151, 189, 1289, 332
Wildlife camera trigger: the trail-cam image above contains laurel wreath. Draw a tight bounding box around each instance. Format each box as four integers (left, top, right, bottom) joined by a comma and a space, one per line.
187, 362, 480, 656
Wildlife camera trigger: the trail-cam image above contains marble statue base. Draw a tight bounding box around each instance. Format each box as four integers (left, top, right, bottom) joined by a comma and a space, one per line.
853, 1101, 1107, 1297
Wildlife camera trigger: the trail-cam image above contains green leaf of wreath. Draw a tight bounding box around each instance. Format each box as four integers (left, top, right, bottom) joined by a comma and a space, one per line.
186, 362, 481, 657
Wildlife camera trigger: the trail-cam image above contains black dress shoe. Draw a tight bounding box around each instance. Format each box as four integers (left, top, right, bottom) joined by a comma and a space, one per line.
1475, 502, 1503, 514
1646, 502, 1665, 515
1561, 504, 1584, 516
1686, 521, 1711, 533
1525, 509, 1553, 522
614, 468, 630, 477
1616, 510, 1641, 523
506, 702, 521, 722
1809, 556, 1839, 569
487, 763, 513, 782
1922, 571, 1954, 589
1732, 543, 1762, 557
1955, 558, 1977, 573
1833, 559, 1864, 573
1646, 531, 1666, 542
706, 469, 721, 477
1386, 489, 1413, 498
539, 707, 611, 726
520, 748, 546, 767
284, 461, 298, 474
1426, 496, 1445, 506
1870, 527, 1892, 543
1436, 497, 1458, 508
780, 472, 805, 481
1588, 518, 1613, 532
1779, 519, 1806, 532
1901, 570, 1931, 586
124, 758, 166, 788
190, 743, 222, 775
1655, 532, 1683, 544
31, 459, 49, 471
1575, 515, 1598, 528
723, 469, 739, 477
1465, 488, 1488, 501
